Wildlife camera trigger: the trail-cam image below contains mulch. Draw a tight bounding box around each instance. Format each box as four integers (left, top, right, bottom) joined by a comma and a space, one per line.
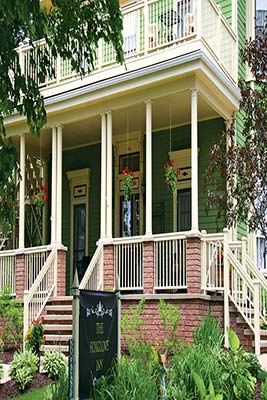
0, 372, 52, 399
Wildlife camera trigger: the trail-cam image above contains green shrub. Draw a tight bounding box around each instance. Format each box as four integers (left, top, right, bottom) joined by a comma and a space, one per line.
0, 285, 23, 350
48, 370, 69, 400
43, 351, 67, 380
93, 356, 159, 400
193, 311, 223, 350
15, 366, 33, 391
9, 350, 38, 391
25, 317, 45, 356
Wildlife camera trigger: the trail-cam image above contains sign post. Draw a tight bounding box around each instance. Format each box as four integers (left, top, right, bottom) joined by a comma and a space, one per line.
72, 270, 80, 400
79, 290, 118, 399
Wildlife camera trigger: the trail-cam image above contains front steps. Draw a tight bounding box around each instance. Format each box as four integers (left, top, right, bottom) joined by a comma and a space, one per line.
41, 296, 73, 354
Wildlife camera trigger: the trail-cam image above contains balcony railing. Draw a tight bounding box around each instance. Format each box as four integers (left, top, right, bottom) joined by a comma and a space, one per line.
17, 0, 237, 90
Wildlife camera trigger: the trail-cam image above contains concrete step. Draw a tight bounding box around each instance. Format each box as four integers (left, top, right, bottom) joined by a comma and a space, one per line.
48, 296, 73, 305
43, 324, 72, 332
44, 314, 73, 322
46, 305, 72, 314
244, 328, 267, 336
40, 344, 69, 353
45, 334, 72, 342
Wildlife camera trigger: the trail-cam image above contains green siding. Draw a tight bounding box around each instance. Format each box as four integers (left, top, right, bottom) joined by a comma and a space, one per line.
236, 0, 247, 239
152, 118, 225, 234
215, 0, 232, 24
62, 143, 101, 292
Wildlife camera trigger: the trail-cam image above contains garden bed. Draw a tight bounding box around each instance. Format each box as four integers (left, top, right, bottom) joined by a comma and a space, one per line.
0, 373, 51, 399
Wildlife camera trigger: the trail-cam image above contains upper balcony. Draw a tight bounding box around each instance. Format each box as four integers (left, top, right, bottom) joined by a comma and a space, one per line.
17, 0, 237, 98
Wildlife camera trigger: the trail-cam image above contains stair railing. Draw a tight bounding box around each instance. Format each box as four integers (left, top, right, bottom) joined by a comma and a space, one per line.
79, 242, 104, 291
23, 246, 57, 342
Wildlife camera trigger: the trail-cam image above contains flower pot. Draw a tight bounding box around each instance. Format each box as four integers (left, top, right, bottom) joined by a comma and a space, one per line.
122, 201, 131, 237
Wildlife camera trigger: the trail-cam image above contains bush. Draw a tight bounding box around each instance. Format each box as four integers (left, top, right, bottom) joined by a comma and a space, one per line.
9, 349, 38, 391
0, 285, 23, 350
25, 317, 45, 355
43, 351, 67, 380
48, 370, 69, 400
93, 357, 159, 400
193, 311, 223, 350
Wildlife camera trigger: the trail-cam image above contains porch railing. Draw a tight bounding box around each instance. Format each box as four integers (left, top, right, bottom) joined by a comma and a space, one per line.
114, 237, 143, 291
0, 250, 16, 295
17, 0, 237, 90
23, 247, 57, 340
24, 246, 50, 290
154, 233, 187, 291
201, 232, 224, 291
79, 242, 104, 291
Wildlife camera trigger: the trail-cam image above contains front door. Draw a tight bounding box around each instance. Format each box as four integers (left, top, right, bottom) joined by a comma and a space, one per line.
73, 203, 87, 282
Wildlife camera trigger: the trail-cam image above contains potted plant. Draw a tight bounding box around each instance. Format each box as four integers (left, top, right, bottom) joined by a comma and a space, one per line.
33, 185, 48, 208
163, 160, 180, 193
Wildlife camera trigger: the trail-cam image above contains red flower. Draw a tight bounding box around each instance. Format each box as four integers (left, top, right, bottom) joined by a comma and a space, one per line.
122, 169, 126, 175
125, 165, 129, 171
41, 316, 45, 323
41, 185, 47, 193
27, 333, 31, 340
44, 195, 48, 203
163, 163, 167, 169
177, 168, 181, 175
130, 170, 134, 177
171, 161, 174, 167
43, 335, 46, 342
33, 319, 37, 324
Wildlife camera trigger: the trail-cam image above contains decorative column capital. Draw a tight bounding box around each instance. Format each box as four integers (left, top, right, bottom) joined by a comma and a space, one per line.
191, 88, 199, 96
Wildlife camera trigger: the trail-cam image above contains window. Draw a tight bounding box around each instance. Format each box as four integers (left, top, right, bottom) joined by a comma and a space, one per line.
177, 189, 191, 231
119, 152, 140, 172
256, 0, 267, 36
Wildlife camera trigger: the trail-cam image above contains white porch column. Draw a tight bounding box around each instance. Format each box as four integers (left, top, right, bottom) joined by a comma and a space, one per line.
191, 89, 199, 232
106, 112, 113, 238
145, 100, 152, 237
51, 126, 57, 244
19, 133, 25, 249
56, 125, 63, 244
101, 114, 107, 238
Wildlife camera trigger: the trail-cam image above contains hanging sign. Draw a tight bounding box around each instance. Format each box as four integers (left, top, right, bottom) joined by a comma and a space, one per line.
79, 290, 118, 399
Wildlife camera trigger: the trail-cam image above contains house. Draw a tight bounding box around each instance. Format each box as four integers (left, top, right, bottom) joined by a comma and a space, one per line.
1, 0, 266, 356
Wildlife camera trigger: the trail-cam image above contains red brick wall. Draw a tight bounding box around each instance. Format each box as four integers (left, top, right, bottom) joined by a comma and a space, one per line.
121, 297, 224, 351
103, 245, 114, 291
57, 250, 66, 296
15, 253, 25, 298
186, 237, 202, 294
143, 241, 154, 294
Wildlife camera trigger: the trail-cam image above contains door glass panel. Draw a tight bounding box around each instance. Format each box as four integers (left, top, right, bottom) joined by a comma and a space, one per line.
177, 189, 191, 231
73, 204, 86, 281
120, 193, 140, 237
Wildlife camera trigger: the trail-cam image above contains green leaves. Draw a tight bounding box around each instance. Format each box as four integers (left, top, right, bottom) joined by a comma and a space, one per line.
227, 327, 240, 352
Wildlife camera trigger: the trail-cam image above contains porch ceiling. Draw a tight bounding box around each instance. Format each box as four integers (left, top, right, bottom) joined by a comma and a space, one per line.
16, 91, 218, 157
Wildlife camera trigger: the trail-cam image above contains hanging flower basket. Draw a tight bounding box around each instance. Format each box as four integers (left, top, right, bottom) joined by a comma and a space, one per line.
33, 185, 48, 208
122, 166, 134, 202
163, 160, 180, 193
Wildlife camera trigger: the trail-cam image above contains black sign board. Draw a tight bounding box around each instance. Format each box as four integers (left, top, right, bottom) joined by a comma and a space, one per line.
79, 290, 118, 399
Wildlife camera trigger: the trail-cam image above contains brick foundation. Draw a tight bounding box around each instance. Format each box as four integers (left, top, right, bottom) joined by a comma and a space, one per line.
57, 249, 67, 296
103, 245, 115, 291
15, 253, 26, 298
186, 237, 202, 294
143, 241, 154, 294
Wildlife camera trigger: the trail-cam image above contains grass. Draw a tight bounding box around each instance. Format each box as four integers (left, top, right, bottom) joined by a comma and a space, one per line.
15, 385, 53, 399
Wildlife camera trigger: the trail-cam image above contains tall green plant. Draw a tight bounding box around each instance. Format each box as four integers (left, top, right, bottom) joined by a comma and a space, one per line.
0, 285, 23, 350
193, 310, 223, 349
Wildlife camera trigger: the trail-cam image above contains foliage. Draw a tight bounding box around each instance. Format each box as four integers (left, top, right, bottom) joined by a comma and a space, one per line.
25, 317, 45, 355
192, 372, 223, 400
9, 349, 39, 391
193, 310, 223, 350
204, 24, 267, 239
163, 160, 180, 193
43, 351, 67, 380
158, 299, 180, 355
47, 370, 69, 400
0, 285, 23, 350
220, 328, 256, 399
0, 0, 124, 233
122, 166, 134, 202
33, 185, 48, 208
93, 356, 159, 400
